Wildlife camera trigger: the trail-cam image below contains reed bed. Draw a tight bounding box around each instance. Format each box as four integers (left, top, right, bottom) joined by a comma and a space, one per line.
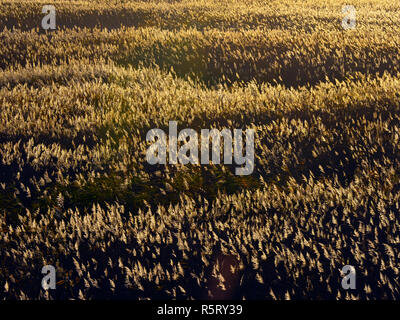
1, 0, 400, 299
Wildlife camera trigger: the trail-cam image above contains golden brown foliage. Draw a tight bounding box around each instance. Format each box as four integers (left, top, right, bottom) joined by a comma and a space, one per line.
0, 0, 400, 300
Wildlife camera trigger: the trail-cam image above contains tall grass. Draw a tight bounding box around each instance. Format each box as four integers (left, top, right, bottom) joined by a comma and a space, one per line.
1, 0, 400, 300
